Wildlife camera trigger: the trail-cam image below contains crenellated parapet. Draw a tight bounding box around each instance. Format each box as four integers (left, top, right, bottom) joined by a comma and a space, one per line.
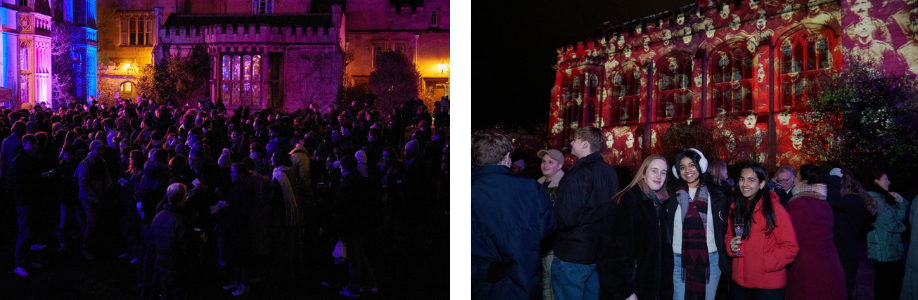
159, 8, 344, 48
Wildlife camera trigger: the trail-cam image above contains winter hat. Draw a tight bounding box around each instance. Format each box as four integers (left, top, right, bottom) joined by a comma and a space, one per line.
537, 149, 564, 164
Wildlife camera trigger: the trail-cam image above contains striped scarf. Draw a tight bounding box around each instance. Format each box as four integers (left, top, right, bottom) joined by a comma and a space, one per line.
676, 183, 710, 300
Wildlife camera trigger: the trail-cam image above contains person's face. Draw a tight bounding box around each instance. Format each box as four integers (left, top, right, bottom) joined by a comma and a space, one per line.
854, 19, 875, 39
852, 0, 871, 19
570, 137, 591, 158
679, 157, 700, 185
875, 174, 891, 191
24, 141, 38, 153
92, 146, 103, 157
739, 168, 766, 200
63, 152, 73, 163
382, 151, 392, 162
540, 154, 562, 178
644, 159, 668, 191
326, 158, 336, 171
745, 114, 756, 129
776, 170, 794, 190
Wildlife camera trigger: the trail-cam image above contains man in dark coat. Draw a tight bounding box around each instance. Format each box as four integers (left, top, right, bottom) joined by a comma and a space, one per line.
134, 149, 172, 299
471, 131, 556, 299
76, 140, 112, 259
0, 121, 26, 192
152, 183, 203, 300
335, 155, 383, 298
10, 134, 43, 276
772, 165, 795, 206
553, 126, 619, 299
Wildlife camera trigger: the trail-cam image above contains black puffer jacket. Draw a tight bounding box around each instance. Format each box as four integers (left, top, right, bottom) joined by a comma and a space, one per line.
598, 186, 666, 300
554, 151, 619, 264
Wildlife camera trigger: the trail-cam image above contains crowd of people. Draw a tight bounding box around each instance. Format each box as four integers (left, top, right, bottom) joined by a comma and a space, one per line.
0, 94, 450, 299
472, 126, 917, 300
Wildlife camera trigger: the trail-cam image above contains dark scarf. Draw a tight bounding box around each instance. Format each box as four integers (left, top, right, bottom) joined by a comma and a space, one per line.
675, 182, 710, 300
638, 180, 670, 206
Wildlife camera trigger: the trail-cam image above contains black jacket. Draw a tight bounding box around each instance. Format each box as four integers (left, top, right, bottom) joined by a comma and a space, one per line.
598, 186, 666, 300
152, 203, 201, 282
662, 180, 732, 281
11, 150, 43, 206
554, 151, 619, 264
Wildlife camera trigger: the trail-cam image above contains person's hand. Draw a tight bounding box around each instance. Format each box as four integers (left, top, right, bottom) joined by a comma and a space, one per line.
891, 191, 903, 202
829, 168, 843, 178
626, 293, 638, 300
217, 200, 228, 208
118, 178, 128, 186
730, 236, 742, 253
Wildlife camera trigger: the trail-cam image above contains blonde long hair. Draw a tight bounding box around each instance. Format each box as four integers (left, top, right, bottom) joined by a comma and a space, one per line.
611, 154, 667, 203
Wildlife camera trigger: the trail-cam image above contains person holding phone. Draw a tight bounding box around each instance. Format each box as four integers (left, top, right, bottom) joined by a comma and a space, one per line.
726, 163, 798, 300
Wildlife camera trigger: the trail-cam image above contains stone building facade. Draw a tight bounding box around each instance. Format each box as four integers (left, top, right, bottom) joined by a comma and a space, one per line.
549, 0, 917, 170
0, 0, 97, 109
343, 0, 451, 105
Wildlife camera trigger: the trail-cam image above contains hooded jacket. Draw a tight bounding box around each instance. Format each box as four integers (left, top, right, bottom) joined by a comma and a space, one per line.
725, 191, 798, 289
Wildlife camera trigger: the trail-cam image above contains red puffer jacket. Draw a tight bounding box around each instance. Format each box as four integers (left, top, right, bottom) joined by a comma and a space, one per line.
725, 191, 799, 289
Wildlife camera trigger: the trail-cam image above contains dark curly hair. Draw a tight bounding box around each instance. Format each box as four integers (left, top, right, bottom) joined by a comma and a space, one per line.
798, 164, 828, 185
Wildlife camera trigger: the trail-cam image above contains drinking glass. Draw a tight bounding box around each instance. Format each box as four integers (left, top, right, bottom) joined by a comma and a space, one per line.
733, 223, 745, 257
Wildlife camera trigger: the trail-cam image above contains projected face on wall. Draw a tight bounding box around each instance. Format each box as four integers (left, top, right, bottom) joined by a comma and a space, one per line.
744, 113, 756, 129
695, 74, 703, 87
663, 30, 672, 46
792, 128, 804, 150
706, 23, 716, 38
852, 0, 871, 20
683, 28, 693, 44
778, 112, 791, 125
605, 131, 615, 148
624, 46, 632, 57
757, 64, 765, 82
677, 13, 685, 25
720, 4, 731, 19
750, 0, 759, 10
666, 103, 675, 119
626, 132, 635, 148
643, 36, 651, 51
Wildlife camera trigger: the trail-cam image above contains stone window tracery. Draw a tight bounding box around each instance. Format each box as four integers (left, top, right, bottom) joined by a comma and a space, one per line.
656, 54, 692, 120
222, 54, 263, 108
780, 30, 832, 109
711, 43, 753, 114
611, 62, 642, 123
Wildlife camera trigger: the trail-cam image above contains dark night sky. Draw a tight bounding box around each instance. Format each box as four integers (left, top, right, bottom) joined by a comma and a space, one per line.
473, 0, 697, 129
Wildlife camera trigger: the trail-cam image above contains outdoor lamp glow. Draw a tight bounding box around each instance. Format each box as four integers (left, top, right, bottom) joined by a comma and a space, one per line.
438, 62, 448, 75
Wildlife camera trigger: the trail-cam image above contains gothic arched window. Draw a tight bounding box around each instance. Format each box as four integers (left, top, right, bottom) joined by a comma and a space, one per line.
222, 54, 263, 108
711, 43, 753, 114
656, 54, 692, 120
611, 62, 642, 123
780, 30, 833, 109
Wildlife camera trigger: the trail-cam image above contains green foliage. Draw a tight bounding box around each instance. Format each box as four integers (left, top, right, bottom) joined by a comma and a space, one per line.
799, 54, 918, 179
137, 45, 211, 105
369, 52, 420, 114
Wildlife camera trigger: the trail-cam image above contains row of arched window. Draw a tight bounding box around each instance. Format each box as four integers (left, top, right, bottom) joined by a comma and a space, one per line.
560, 29, 835, 126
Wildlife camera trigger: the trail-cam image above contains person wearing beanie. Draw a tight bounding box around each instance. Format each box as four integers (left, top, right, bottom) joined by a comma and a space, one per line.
77, 139, 112, 260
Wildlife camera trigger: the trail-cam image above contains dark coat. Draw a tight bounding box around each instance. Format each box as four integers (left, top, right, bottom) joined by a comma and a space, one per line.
784, 195, 846, 300
0, 132, 23, 190
334, 172, 382, 238
133, 161, 172, 224
152, 203, 201, 284
471, 165, 556, 300
11, 150, 43, 206
598, 186, 667, 300
554, 152, 619, 264
825, 175, 868, 289
76, 154, 111, 203
662, 180, 732, 280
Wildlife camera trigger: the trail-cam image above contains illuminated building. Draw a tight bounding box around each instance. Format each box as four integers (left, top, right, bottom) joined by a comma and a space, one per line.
343, 0, 451, 103
94, 0, 450, 111
549, 0, 917, 170
0, 0, 96, 109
